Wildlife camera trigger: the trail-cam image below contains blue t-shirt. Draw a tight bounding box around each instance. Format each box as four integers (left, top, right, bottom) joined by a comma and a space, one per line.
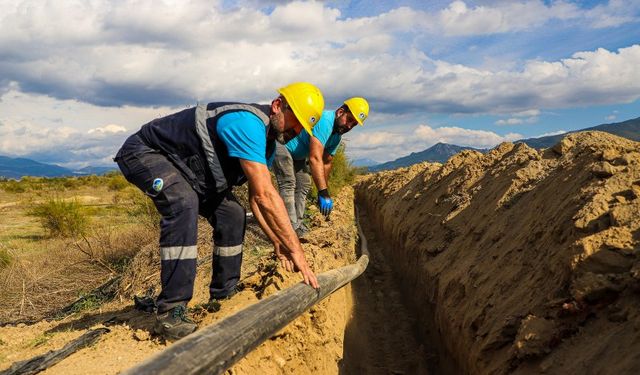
216, 111, 274, 166
285, 110, 342, 160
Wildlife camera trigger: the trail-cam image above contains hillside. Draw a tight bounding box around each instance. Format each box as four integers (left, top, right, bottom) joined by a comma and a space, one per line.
368, 142, 483, 172
521, 116, 640, 149
350, 158, 379, 168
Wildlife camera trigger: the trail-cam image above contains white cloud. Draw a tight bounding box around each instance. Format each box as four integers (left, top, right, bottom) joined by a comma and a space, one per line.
347, 123, 522, 162
535, 130, 567, 137
429, 45, 640, 114
495, 110, 540, 125
0, 89, 177, 166
605, 109, 619, 121
513, 109, 541, 117
0, 1, 638, 115
413, 124, 521, 147
585, 0, 640, 28
496, 118, 523, 125
88, 124, 127, 135
440, 1, 557, 35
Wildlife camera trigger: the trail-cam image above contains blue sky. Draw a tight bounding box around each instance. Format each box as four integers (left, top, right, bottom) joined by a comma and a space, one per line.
0, 0, 639, 167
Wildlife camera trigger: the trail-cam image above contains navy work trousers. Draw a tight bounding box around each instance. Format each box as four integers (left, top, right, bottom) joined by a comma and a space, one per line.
115, 134, 246, 313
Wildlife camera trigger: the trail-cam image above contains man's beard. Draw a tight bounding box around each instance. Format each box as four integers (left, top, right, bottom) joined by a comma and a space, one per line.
333, 122, 347, 135
271, 113, 287, 144
271, 112, 301, 144
276, 127, 300, 144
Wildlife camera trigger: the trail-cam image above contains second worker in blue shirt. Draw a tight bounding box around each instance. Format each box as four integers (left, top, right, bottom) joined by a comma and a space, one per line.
272, 97, 369, 237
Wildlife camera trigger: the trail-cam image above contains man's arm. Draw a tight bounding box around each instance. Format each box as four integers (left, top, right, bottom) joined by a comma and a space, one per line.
308, 136, 328, 190
323, 152, 333, 182
239, 158, 319, 289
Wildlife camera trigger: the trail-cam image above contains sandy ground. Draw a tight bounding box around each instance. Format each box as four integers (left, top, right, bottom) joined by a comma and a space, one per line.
0, 187, 362, 374
356, 131, 640, 374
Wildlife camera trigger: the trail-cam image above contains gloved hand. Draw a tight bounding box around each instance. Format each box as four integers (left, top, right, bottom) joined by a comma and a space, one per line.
317, 189, 333, 217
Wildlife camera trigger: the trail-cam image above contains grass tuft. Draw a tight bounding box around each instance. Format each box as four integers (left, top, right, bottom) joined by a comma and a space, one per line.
0, 248, 12, 269
29, 197, 89, 238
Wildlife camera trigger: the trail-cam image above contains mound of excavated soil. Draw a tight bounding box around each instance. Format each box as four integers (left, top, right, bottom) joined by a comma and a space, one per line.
355, 131, 640, 374
0, 188, 359, 375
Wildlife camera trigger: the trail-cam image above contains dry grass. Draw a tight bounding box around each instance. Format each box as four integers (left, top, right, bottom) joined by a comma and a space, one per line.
0, 175, 160, 323
0, 177, 275, 324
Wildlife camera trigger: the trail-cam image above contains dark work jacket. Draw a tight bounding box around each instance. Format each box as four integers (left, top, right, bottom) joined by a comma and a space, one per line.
136, 102, 274, 195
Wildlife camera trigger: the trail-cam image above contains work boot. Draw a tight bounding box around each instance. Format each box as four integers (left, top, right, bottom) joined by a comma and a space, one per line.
154, 305, 197, 341
205, 284, 244, 312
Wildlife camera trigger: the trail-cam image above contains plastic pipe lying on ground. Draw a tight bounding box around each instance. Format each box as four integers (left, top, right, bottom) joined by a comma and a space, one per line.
122, 207, 369, 375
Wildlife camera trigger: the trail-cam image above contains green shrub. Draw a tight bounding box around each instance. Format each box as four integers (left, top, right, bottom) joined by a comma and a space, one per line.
0, 180, 26, 193
107, 174, 129, 191
310, 142, 358, 198
29, 198, 89, 237
328, 143, 357, 193
78, 174, 102, 188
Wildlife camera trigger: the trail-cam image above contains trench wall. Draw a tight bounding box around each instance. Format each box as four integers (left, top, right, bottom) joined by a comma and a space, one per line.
355, 132, 640, 374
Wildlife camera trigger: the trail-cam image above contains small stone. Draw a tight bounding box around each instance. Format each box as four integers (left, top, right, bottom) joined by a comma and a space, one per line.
621, 154, 635, 165
591, 162, 615, 178
274, 355, 286, 368
615, 195, 627, 204
552, 138, 573, 156
513, 315, 557, 359
601, 149, 621, 162
133, 329, 150, 341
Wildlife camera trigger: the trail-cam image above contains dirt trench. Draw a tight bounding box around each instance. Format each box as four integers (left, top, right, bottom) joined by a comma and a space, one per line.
354, 132, 640, 374
340, 205, 433, 375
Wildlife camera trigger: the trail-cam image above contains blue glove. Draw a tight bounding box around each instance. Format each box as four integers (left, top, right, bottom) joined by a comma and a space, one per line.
317, 189, 333, 217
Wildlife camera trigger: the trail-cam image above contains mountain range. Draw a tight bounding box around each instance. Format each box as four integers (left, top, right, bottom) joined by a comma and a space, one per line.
518, 116, 640, 148
1, 117, 638, 178
366, 116, 640, 172
0, 156, 116, 179
367, 143, 484, 172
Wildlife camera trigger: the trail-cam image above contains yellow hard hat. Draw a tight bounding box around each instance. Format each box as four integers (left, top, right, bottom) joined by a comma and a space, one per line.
277, 82, 324, 135
344, 97, 369, 125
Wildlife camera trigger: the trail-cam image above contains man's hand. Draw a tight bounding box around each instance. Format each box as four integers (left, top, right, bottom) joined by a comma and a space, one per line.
317, 189, 333, 217
274, 242, 295, 272
274, 242, 318, 288
239, 159, 319, 289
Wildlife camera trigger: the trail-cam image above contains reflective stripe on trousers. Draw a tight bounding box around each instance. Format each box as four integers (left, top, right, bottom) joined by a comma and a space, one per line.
207, 194, 246, 299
